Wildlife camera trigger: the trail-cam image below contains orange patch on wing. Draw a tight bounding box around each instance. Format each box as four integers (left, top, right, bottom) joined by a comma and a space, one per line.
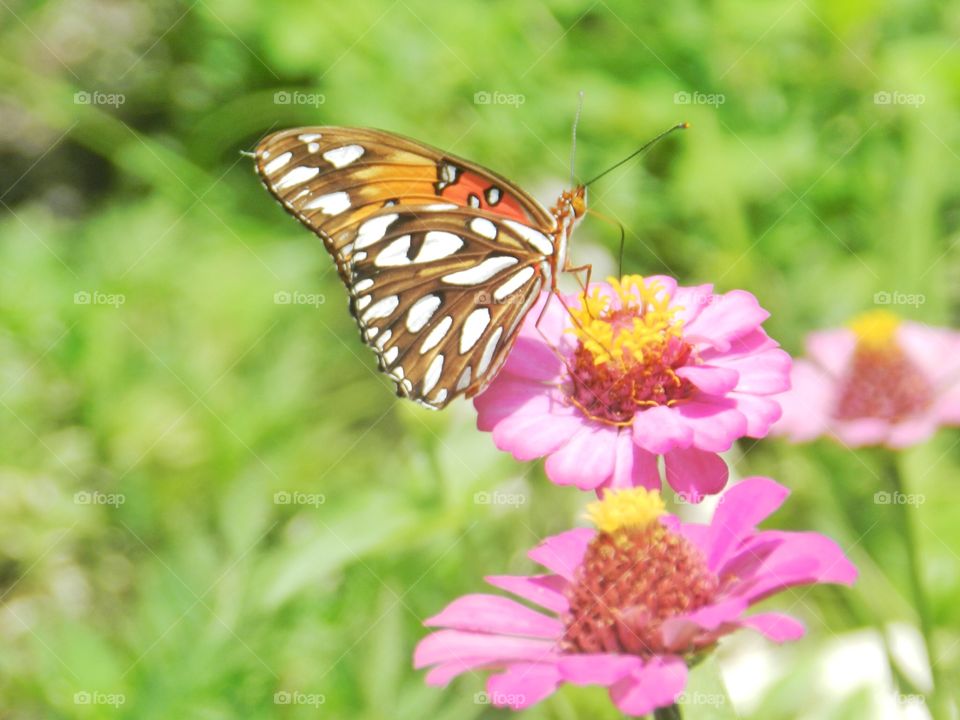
441, 171, 530, 222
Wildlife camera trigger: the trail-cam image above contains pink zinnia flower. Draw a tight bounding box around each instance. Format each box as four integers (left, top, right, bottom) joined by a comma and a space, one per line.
475, 275, 791, 499
415, 478, 856, 716
774, 310, 960, 447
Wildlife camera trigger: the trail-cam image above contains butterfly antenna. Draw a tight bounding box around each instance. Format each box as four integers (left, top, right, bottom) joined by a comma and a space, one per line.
239, 150, 256, 158
570, 90, 585, 187
583, 122, 689, 188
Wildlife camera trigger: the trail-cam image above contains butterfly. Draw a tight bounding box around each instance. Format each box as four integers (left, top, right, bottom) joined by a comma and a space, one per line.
253, 126, 591, 409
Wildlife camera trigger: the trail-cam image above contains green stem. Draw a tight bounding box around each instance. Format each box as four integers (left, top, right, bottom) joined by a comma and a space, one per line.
653, 704, 681, 720
880, 452, 948, 717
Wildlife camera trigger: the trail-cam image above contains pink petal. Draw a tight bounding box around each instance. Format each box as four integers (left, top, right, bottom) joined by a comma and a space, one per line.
728, 392, 783, 437
609, 656, 688, 716
544, 423, 618, 489
722, 347, 793, 395
659, 596, 748, 650
632, 405, 694, 453
740, 612, 806, 642
484, 387, 584, 461
806, 329, 855, 377
474, 377, 548, 431
671, 283, 715, 326
707, 477, 789, 570
424, 658, 498, 685
898, 323, 960, 385
936, 382, 960, 424
611, 431, 660, 490
700, 327, 778, 362
487, 661, 562, 709
484, 574, 569, 615
663, 448, 729, 502
413, 630, 557, 669
424, 594, 562, 638
886, 415, 938, 449
686, 290, 769, 352
831, 417, 891, 447
528, 528, 593, 580
672, 399, 748, 452
500, 335, 564, 383
771, 360, 834, 442
558, 654, 642, 685
676, 364, 740, 395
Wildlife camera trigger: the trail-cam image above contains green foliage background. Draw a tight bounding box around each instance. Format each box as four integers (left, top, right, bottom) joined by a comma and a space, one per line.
0, 0, 958, 717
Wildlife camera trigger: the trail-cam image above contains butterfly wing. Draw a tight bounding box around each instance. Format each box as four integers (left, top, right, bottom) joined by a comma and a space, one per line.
254, 127, 558, 408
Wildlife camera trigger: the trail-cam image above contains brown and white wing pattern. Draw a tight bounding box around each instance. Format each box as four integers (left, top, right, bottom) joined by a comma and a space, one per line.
253, 126, 559, 408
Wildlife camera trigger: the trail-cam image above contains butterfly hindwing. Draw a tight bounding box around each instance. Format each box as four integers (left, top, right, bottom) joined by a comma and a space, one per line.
345, 206, 552, 408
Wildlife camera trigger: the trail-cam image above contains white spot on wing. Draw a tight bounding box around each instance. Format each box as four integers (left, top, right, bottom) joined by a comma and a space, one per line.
375, 235, 412, 267
298, 133, 322, 142
431, 389, 448, 405
356, 295, 372, 311
375, 329, 392, 349
442, 256, 518, 285
263, 152, 292, 174
275, 165, 319, 189
307, 142, 320, 153
460, 307, 490, 353
470, 217, 497, 240
354, 278, 374, 292
362, 295, 399, 322
504, 220, 553, 255
416, 231, 463, 262
456, 366, 472, 391
322, 144, 364, 168
477, 326, 504, 376
302, 191, 350, 215
383, 346, 399, 365
422, 203, 458, 211
494, 266, 536, 301
422, 355, 444, 395
406, 294, 442, 333
420, 315, 452, 354
355, 213, 399, 249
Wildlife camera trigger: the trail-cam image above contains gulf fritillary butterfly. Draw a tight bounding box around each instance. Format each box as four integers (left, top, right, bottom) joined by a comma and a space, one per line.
253, 124, 685, 409
254, 126, 588, 410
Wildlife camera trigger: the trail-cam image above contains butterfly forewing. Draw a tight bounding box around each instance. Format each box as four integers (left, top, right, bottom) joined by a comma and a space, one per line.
254, 126, 559, 408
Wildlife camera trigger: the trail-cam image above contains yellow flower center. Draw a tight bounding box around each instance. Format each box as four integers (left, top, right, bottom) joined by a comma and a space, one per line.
849, 309, 900, 350
564, 276, 696, 425
586, 487, 666, 534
